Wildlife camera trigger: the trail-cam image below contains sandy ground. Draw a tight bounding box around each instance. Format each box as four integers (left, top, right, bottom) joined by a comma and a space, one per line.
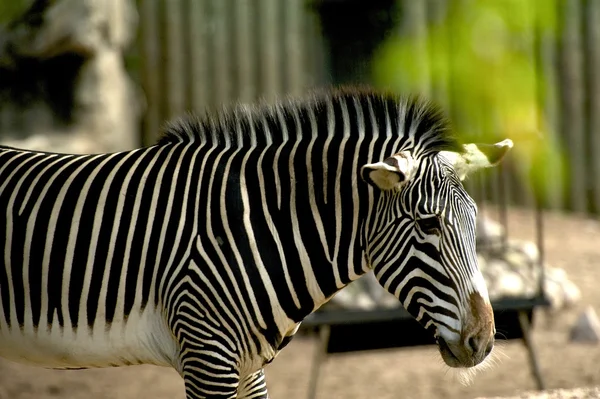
481, 387, 600, 399
1, 206, 600, 399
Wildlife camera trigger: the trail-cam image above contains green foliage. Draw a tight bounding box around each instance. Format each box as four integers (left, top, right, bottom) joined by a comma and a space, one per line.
0, 0, 28, 25
372, 0, 564, 204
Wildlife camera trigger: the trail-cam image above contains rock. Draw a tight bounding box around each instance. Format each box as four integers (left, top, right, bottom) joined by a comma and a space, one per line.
486, 258, 511, 273
541, 266, 584, 310
481, 259, 509, 292
477, 253, 487, 269
6, 0, 137, 59
569, 306, 600, 344
504, 250, 531, 271
563, 280, 582, 308
546, 266, 568, 282
0, 0, 141, 153
544, 278, 565, 310
517, 240, 540, 264
495, 271, 525, 298
477, 216, 505, 250
477, 216, 505, 238
74, 48, 141, 152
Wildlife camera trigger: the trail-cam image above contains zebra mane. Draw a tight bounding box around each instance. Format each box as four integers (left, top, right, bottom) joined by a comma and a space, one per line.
156, 87, 463, 155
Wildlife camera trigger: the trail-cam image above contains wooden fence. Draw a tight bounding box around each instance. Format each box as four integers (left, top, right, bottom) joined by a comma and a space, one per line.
132, 0, 600, 215
135, 0, 327, 145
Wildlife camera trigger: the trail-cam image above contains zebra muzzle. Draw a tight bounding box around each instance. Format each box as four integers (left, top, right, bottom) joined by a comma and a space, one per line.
437, 333, 494, 368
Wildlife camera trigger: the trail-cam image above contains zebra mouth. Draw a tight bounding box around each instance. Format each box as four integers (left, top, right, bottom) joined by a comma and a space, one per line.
437, 337, 463, 368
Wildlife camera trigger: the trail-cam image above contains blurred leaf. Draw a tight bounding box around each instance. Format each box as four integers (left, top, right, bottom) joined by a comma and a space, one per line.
0, 0, 29, 25
373, 0, 564, 204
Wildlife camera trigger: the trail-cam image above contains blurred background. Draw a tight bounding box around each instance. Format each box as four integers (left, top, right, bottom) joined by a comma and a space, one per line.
0, 1, 600, 398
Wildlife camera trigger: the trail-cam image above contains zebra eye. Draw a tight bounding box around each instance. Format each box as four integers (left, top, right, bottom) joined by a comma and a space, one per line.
417, 216, 441, 235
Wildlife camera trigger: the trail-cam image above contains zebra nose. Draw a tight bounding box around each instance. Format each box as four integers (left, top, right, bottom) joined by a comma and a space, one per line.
466, 332, 494, 359
485, 340, 494, 357
464, 291, 495, 361
438, 330, 494, 367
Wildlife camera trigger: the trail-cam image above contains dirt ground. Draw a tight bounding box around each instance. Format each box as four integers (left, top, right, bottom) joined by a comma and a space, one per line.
1, 206, 600, 399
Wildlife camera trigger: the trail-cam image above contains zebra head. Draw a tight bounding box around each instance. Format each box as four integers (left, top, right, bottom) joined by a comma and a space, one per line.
361, 138, 513, 368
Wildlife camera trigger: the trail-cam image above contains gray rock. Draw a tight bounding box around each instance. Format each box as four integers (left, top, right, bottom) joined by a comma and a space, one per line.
0, 0, 141, 153
496, 271, 526, 298
477, 216, 505, 249
563, 280, 582, 308
5, 0, 137, 59
569, 306, 600, 344
543, 278, 565, 310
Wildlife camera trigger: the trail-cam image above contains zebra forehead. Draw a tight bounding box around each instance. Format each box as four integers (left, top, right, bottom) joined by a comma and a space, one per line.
405, 157, 464, 191
403, 165, 476, 216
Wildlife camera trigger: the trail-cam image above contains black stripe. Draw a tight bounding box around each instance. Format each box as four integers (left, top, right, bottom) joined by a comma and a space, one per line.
48, 155, 105, 328
88, 153, 141, 326
44, 157, 89, 327
70, 152, 128, 328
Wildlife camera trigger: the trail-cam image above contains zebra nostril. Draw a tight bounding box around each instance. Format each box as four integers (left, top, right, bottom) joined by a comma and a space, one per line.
467, 336, 478, 354
467, 335, 493, 358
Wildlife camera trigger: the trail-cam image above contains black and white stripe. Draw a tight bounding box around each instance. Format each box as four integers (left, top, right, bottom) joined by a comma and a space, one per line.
0, 88, 491, 398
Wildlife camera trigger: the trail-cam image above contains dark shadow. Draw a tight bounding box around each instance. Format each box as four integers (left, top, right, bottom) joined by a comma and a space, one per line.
0, 53, 87, 124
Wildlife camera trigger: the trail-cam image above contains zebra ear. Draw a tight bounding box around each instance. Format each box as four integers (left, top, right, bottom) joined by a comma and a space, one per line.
361, 152, 415, 190
442, 139, 513, 180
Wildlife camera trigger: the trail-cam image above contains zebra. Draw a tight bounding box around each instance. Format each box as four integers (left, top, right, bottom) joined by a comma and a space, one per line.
0, 87, 511, 398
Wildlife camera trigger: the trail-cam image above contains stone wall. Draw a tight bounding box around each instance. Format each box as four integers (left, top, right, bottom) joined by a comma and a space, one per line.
0, 0, 141, 153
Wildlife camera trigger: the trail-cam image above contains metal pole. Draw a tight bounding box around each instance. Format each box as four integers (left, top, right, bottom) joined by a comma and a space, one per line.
518, 311, 546, 390
307, 326, 331, 399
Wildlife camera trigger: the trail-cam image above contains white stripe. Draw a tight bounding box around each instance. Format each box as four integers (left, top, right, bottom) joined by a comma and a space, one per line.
46, 153, 109, 336
81, 150, 148, 334
31, 156, 82, 330
287, 106, 326, 303
3, 153, 47, 332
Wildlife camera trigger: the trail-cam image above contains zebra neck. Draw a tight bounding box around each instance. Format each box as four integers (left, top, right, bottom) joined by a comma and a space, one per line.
186, 93, 414, 322
242, 136, 380, 321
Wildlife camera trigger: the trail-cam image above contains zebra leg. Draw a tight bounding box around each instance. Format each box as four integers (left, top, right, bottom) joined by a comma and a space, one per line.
237, 369, 269, 399
180, 348, 241, 399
